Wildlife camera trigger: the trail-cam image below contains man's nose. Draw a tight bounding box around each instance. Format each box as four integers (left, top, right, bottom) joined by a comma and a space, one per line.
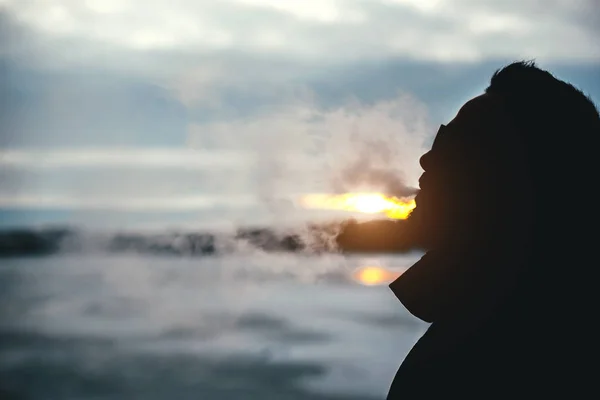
419, 150, 433, 171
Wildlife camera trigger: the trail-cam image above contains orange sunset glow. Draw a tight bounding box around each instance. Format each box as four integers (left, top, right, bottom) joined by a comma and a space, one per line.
299, 193, 416, 220
352, 266, 403, 285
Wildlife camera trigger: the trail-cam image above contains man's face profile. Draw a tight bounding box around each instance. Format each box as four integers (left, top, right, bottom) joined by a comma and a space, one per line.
407, 93, 518, 251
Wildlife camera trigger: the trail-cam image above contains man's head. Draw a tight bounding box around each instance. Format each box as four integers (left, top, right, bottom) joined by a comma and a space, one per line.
407, 61, 600, 252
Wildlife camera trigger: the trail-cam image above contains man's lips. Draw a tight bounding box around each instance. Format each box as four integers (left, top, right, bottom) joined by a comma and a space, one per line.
418, 173, 429, 191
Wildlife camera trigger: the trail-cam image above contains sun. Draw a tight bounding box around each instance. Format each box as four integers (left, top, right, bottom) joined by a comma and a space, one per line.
348, 194, 391, 214
299, 193, 416, 220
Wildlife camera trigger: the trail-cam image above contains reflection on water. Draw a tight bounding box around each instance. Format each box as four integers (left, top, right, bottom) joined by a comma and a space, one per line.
352, 266, 403, 286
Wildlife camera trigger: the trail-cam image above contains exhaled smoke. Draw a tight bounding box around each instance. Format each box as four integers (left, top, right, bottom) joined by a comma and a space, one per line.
333, 159, 419, 197
315, 94, 430, 200
329, 133, 421, 198
186, 92, 430, 233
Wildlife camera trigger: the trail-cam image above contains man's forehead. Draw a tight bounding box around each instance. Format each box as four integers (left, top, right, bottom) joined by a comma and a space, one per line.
448, 93, 507, 129
429, 93, 512, 153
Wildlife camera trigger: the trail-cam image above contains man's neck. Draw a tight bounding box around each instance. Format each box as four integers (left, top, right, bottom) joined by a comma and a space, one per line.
390, 235, 530, 324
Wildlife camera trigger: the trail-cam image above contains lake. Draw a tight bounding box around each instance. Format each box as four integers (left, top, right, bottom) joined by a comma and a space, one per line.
0, 252, 428, 399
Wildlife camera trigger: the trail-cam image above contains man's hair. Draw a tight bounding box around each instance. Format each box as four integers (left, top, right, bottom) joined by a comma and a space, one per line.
486, 61, 598, 112
485, 61, 599, 174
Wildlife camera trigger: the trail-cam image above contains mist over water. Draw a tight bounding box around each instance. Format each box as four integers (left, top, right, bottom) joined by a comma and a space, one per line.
0, 252, 427, 399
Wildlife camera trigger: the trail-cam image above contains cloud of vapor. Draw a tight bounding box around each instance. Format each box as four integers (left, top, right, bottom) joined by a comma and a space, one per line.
186, 91, 431, 224
333, 161, 419, 197
321, 96, 429, 197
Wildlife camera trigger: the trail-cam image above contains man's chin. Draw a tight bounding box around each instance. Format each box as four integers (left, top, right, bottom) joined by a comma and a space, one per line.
405, 209, 437, 251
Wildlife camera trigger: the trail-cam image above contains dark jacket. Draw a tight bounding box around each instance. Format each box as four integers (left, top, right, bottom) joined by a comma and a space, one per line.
386, 249, 588, 399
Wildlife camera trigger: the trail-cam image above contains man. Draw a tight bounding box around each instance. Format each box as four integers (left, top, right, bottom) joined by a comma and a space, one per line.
387, 61, 599, 398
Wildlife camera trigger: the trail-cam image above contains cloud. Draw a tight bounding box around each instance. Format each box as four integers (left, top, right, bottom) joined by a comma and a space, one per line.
2, 0, 598, 133
1, 0, 598, 72
0, 148, 251, 169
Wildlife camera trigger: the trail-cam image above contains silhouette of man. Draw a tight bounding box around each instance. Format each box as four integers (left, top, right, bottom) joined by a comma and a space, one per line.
386, 61, 599, 398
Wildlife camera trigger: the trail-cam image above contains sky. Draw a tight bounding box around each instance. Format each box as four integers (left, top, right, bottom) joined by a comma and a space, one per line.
1, 0, 599, 229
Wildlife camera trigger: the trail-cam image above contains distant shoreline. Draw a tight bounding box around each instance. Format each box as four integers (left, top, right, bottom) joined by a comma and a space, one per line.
0, 220, 420, 257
